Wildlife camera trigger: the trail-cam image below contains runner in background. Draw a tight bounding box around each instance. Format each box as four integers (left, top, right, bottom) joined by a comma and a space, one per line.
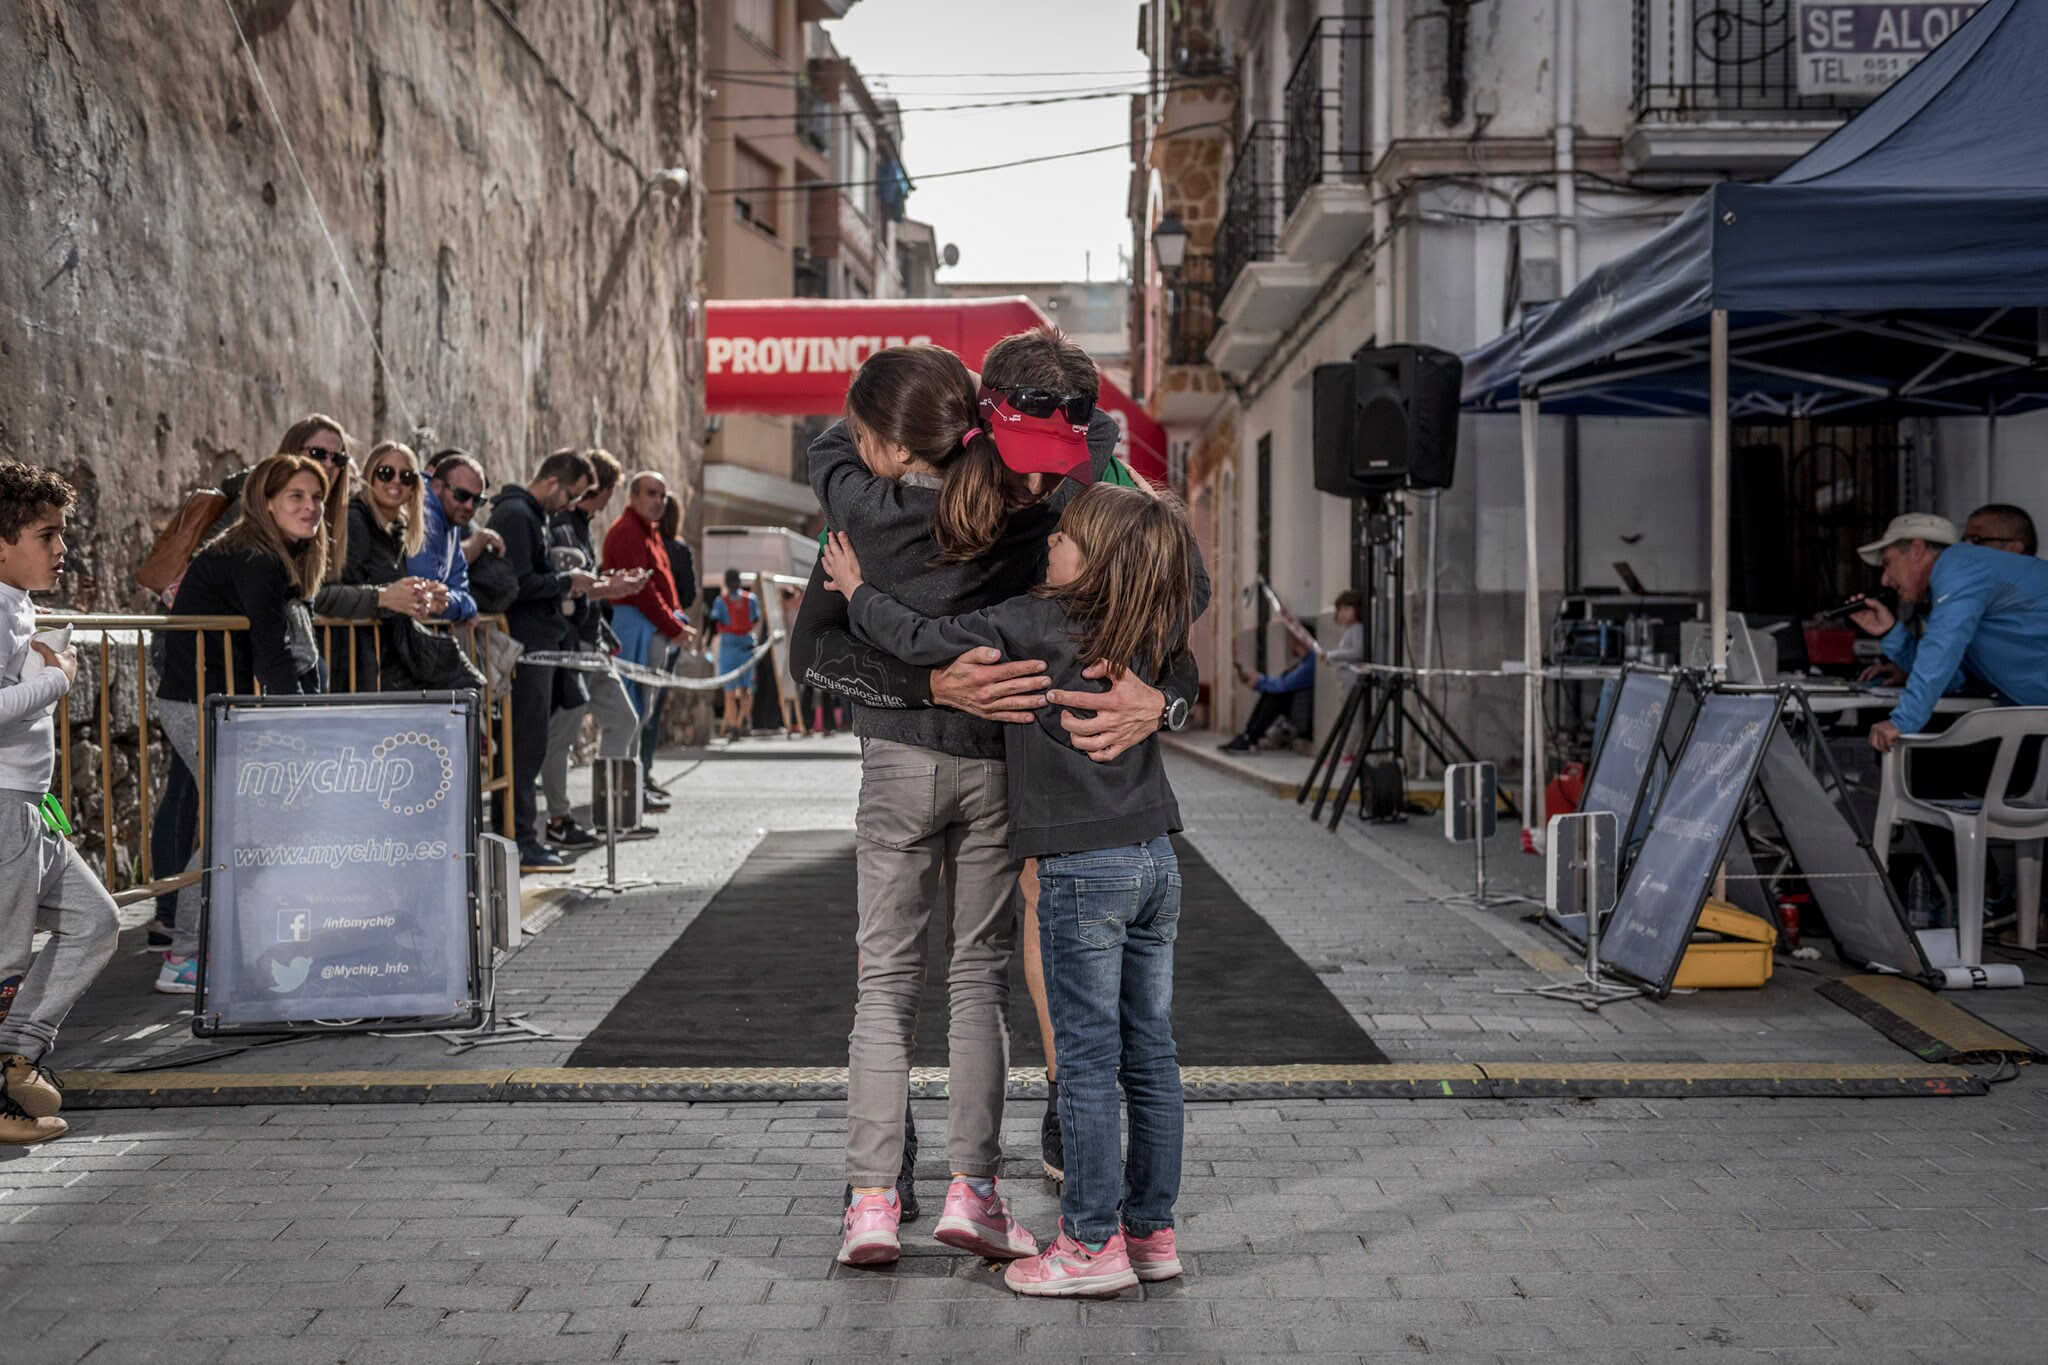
709, 567, 758, 741
0, 459, 119, 1144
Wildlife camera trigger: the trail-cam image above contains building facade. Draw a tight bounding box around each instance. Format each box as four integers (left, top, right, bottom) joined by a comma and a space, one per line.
702, 0, 938, 529
1130, 0, 1931, 765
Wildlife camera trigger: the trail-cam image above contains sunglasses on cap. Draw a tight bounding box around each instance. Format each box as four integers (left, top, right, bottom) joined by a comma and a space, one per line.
984, 384, 1095, 427
372, 464, 420, 487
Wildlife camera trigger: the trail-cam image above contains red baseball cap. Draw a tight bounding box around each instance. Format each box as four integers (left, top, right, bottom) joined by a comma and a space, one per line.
979, 389, 1094, 484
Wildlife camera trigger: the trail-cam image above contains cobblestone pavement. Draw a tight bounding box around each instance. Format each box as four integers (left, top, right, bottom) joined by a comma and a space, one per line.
7, 745, 2047, 1362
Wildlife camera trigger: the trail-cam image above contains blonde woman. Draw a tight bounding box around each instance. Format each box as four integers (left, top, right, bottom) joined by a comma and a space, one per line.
154, 453, 332, 993
338, 441, 453, 690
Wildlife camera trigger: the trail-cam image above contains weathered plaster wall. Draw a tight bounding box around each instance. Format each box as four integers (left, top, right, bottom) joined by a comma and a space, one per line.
1, 0, 706, 610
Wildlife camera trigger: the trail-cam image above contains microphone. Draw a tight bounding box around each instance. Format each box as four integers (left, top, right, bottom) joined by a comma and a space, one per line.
1816, 589, 1896, 623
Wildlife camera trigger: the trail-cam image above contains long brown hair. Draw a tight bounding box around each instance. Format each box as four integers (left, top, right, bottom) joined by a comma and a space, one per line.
844, 344, 1007, 563
211, 454, 331, 597
1037, 484, 1196, 680
360, 440, 427, 556
657, 491, 681, 542
274, 413, 354, 582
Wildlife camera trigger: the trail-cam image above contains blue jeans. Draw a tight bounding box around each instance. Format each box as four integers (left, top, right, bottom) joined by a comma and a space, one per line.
1036, 835, 1183, 1243
611, 603, 662, 719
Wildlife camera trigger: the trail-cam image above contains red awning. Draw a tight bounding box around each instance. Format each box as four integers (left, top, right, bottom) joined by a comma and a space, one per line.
705, 296, 1167, 485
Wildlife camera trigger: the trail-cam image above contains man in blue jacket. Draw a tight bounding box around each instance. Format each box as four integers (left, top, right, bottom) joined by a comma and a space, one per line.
1220, 624, 1317, 753
1849, 512, 2048, 752
409, 451, 492, 622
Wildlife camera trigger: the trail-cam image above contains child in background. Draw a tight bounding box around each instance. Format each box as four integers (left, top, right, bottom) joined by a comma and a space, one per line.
822, 481, 1198, 1297
0, 458, 119, 1144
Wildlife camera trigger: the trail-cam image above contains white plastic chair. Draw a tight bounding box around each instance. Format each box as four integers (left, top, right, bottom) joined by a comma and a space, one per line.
1874, 706, 2048, 976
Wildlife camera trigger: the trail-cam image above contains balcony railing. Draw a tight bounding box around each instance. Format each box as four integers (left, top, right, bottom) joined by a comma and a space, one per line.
796, 81, 831, 153
1283, 14, 1371, 218
1632, 0, 1862, 122
1166, 251, 1216, 365
1213, 122, 1285, 310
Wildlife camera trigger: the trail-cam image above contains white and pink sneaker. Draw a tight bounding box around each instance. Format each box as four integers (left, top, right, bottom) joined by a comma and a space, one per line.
836, 1192, 901, 1266
932, 1178, 1038, 1260
1002, 1230, 1139, 1297
1123, 1226, 1183, 1282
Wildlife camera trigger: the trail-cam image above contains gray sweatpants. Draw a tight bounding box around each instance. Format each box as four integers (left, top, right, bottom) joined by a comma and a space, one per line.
543, 668, 639, 822
0, 789, 120, 1062
157, 699, 205, 959
846, 739, 1022, 1187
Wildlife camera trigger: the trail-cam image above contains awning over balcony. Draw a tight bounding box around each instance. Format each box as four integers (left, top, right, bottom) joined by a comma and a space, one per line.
1517, 0, 2048, 416
704, 297, 1168, 485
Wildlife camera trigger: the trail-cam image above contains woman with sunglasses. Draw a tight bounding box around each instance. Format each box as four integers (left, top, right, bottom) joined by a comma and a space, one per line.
333, 441, 448, 689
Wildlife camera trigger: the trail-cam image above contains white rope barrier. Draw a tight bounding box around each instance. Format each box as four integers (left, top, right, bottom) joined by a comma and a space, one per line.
519, 633, 782, 691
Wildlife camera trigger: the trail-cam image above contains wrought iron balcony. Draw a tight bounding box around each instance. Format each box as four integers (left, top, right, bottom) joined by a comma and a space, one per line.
1283, 14, 1370, 219
1213, 123, 1285, 311
796, 82, 831, 154
1632, 0, 1862, 122
1165, 251, 1215, 366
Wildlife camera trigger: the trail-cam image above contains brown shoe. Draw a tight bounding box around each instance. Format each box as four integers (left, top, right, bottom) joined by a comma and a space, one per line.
1, 1054, 62, 1119
0, 1098, 66, 1145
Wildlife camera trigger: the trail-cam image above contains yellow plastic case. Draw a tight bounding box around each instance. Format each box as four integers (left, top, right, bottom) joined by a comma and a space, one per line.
1672, 901, 1777, 989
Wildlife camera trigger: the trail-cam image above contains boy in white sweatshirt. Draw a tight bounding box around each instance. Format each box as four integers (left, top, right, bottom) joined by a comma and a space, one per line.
0, 458, 118, 1143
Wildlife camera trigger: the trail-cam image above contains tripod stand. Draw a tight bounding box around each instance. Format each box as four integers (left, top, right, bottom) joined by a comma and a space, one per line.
1299, 669, 1516, 830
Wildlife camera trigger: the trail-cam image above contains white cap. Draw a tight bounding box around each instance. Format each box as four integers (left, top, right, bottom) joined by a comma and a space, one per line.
1857, 513, 1957, 566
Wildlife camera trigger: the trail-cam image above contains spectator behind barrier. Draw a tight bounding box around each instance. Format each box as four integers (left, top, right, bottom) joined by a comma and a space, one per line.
154, 454, 333, 993
486, 448, 596, 873
410, 449, 496, 622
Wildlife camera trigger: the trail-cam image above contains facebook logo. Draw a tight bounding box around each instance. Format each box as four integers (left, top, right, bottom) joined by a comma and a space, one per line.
277, 910, 312, 943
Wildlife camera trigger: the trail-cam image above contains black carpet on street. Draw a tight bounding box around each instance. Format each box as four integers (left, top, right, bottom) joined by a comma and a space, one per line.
568, 831, 1385, 1068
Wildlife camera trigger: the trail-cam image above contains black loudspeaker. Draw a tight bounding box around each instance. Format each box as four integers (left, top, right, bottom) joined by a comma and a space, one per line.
1312, 344, 1463, 495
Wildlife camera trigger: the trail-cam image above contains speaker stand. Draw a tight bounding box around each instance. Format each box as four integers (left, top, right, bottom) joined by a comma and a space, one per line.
1301, 673, 1520, 832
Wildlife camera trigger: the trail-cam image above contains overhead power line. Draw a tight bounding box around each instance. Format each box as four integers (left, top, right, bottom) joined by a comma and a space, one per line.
710, 85, 1162, 123
705, 122, 1230, 197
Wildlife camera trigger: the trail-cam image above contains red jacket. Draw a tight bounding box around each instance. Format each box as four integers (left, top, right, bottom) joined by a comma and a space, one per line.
600, 507, 684, 640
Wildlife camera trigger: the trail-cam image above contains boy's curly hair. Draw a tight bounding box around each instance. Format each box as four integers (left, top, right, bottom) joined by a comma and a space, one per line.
0, 458, 76, 544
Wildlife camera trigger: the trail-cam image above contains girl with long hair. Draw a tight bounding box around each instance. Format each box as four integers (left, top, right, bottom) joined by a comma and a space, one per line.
821, 480, 1198, 1297
153, 453, 331, 994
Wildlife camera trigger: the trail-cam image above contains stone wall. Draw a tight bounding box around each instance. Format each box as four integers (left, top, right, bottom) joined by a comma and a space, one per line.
2, 0, 715, 865
1, 0, 708, 610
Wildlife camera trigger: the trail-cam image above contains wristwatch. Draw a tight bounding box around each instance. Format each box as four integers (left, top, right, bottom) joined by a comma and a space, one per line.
1160, 693, 1190, 732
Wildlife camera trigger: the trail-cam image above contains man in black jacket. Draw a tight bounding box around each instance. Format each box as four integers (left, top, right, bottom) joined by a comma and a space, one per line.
488, 449, 596, 872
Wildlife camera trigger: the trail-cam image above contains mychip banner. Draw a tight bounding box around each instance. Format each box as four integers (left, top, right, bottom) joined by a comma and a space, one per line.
195, 694, 482, 1034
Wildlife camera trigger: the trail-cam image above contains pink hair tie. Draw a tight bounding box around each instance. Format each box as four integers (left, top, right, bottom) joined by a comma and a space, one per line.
961, 428, 979, 449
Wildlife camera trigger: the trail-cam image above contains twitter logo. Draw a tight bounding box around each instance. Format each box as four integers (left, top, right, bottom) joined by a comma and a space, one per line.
270, 957, 312, 993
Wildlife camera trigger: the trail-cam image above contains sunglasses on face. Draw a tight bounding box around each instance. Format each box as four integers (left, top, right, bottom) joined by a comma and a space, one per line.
303, 445, 349, 467
1965, 534, 2021, 547
372, 464, 420, 487
988, 385, 1095, 426
440, 484, 483, 506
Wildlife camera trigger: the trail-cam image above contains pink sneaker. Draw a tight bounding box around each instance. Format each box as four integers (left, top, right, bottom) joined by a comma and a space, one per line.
932, 1178, 1038, 1260
1002, 1231, 1139, 1297
836, 1192, 901, 1266
1123, 1226, 1183, 1282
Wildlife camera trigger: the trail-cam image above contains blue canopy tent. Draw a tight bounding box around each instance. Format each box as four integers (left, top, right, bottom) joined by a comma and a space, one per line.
1466, 0, 2048, 827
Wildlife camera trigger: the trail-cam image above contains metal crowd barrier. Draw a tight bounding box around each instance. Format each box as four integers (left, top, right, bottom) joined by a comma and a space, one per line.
39, 611, 516, 910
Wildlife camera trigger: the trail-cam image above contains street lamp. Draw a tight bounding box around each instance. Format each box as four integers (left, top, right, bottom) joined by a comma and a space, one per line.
1152, 212, 1190, 274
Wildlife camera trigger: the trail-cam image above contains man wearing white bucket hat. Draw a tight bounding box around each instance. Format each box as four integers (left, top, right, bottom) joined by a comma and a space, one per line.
1848, 512, 2048, 752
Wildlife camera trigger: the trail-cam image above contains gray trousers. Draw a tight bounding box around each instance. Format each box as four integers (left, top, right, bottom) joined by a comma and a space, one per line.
847, 739, 1022, 1187
0, 788, 120, 1061
157, 699, 207, 959
542, 667, 639, 822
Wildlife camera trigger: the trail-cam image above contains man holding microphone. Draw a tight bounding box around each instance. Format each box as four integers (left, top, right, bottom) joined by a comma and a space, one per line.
1849, 512, 2048, 752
